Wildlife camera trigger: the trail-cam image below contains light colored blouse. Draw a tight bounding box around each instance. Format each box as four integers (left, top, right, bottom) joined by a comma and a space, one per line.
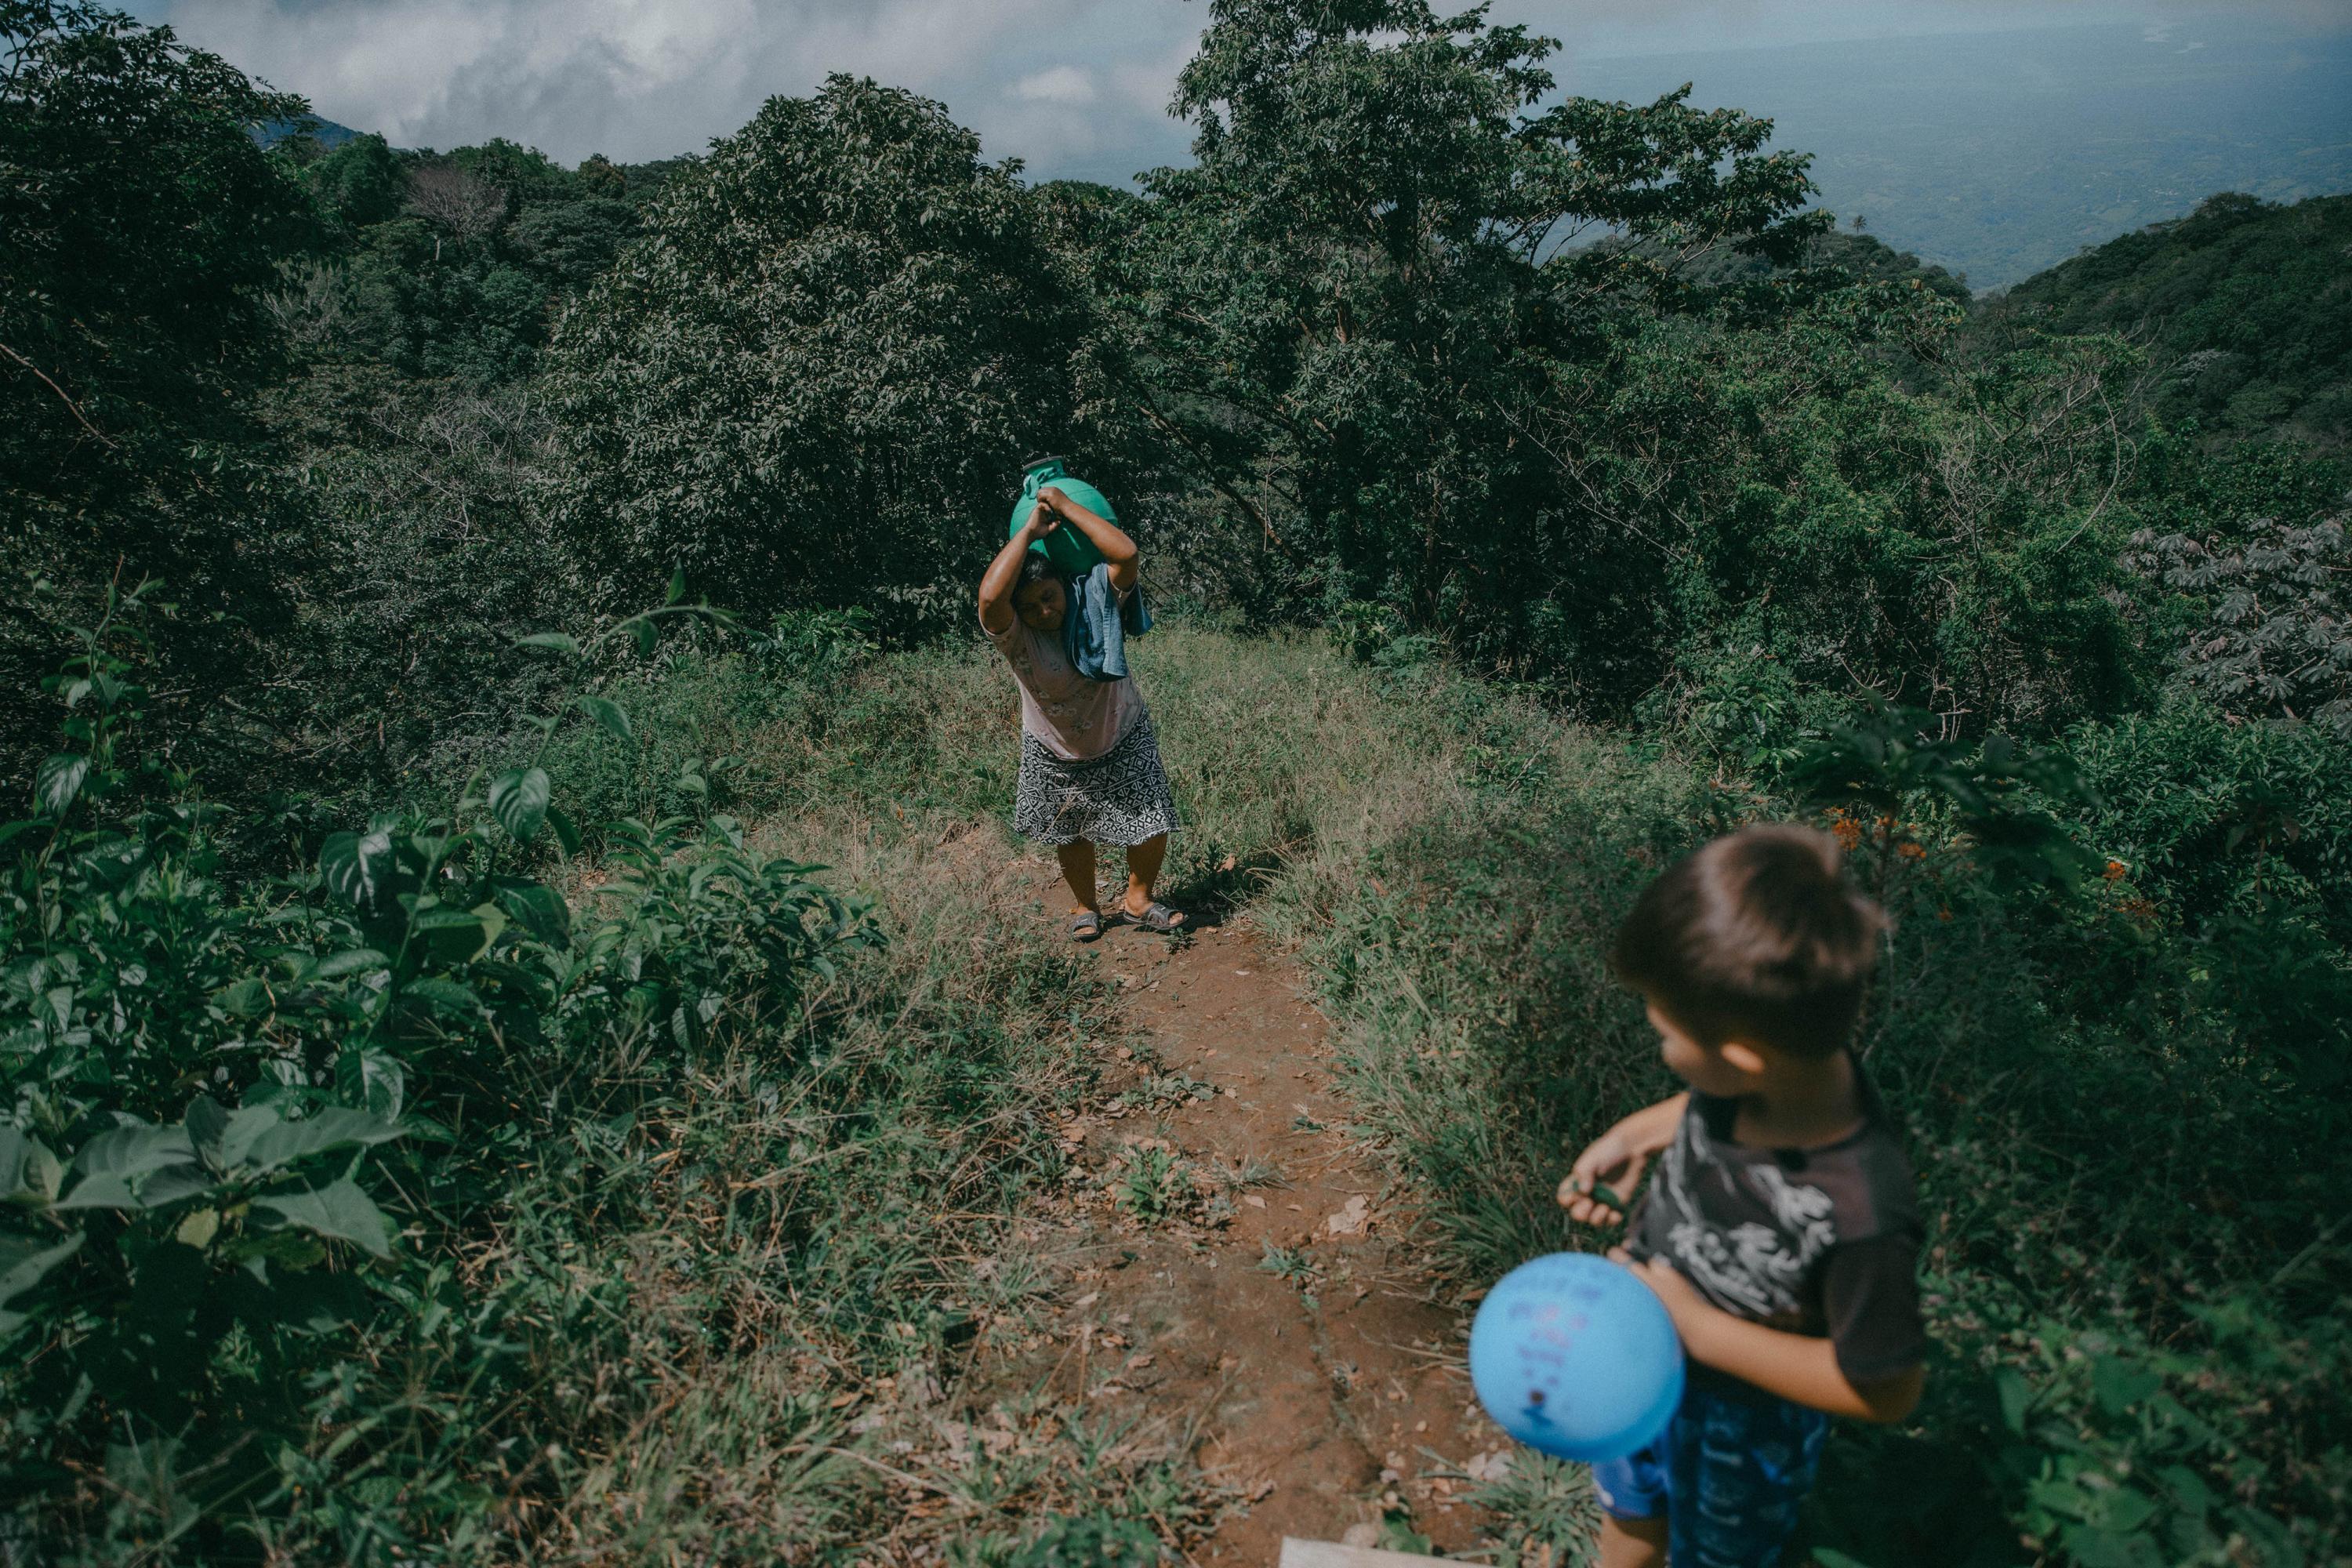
983, 609, 1142, 761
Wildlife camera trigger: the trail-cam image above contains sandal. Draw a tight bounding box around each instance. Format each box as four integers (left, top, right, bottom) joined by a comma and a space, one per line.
1070, 910, 1106, 942
1116, 901, 1187, 934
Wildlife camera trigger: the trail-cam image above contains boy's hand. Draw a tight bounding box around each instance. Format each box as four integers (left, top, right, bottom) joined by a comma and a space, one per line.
1557, 1126, 1650, 1227
1613, 1249, 1718, 1351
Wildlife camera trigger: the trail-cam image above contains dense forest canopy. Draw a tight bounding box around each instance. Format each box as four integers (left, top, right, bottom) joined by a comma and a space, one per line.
3, 0, 2349, 1562
1996, 190, 2352, 450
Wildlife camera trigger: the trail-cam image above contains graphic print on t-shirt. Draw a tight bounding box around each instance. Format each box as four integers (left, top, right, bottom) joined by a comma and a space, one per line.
1656, 1131, 1838, 1319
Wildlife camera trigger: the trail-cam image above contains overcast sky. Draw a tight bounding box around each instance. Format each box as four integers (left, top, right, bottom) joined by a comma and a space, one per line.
124, 0, 2351, 185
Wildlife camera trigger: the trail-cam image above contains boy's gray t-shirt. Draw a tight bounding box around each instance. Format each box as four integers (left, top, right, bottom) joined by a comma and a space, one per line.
1627, 1063, 1927, 1388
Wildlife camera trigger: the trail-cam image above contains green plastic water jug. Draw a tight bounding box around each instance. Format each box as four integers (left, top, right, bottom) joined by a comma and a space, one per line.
1007, 456, 1112, 577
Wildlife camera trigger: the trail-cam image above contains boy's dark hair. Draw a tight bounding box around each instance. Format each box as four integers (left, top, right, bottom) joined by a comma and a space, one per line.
1015, 552, 1062, 592
1612, 823, 1886, 1059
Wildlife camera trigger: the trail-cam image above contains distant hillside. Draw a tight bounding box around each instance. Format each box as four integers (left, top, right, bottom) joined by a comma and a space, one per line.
1567, 22, 2352, 292
1995, 191, 2352, 448
255, 114, 363, 151
1671, 227, 1973, 303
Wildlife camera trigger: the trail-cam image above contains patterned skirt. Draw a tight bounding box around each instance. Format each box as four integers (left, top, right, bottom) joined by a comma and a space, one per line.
1013, 712, 1181, 848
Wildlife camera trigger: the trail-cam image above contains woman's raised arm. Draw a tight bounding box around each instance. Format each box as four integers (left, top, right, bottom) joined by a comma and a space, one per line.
1038, 487, 1138, 593
978, 511, 1050, 636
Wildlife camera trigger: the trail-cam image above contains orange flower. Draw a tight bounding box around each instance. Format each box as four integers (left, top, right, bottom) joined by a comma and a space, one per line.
1896, 841, 1926, 860
2103, 859, 2128, 881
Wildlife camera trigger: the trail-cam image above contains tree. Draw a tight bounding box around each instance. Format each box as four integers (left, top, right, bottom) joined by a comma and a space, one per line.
303, 130, 405, 229
1115, 0, 1825, 660
544, 74, 1094, 621
577, 151, 626, 198
406, 162, 508, 246
0, 0, 318, 770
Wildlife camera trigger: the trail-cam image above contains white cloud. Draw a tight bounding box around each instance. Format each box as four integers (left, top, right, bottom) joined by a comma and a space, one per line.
133, 0, 2348, 183
1011, 64, 1097, 104
152, 0, 1197, 175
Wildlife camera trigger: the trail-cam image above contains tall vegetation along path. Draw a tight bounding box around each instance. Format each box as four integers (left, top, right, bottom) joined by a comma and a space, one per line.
979, 863, 1504, 1561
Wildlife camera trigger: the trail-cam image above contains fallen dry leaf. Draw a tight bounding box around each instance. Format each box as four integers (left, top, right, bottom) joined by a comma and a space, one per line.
1463, 1450, 1512, 1483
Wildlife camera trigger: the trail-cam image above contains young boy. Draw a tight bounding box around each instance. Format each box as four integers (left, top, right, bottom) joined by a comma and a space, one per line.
1558, 823, 1926, 1568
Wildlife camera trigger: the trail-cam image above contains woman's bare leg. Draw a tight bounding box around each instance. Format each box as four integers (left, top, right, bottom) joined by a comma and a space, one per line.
1596, 1515, 1667, 1568
1120, 833, 1182, 923
1055, 840, 1099, 914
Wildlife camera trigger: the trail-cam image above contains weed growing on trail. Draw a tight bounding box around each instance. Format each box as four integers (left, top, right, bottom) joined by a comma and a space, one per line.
1463, 1453, 1604, 1568
1258, 1242, 1324, 1308
1214, 1155, 1283, 1192
1104, 1141, 1199, 1228
1126, 1070, 1218, 1112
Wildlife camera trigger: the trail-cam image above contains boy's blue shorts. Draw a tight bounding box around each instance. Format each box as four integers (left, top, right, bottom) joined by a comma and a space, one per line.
1589, 1377, 1830, 1568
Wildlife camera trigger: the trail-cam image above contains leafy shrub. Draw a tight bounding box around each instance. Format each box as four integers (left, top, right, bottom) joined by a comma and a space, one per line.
544, 74, 1098, 626
0, 590, 872, 1557
1, 0, 319, 782
2127, 515, 2351, 737
1247, 652, 2347, 1564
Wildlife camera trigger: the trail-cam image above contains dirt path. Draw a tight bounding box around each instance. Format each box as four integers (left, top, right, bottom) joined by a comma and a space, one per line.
970, 864, 1508, 1562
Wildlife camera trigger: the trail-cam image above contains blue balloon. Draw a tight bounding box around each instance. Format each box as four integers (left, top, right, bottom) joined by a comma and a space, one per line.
1468, 1252, 1686, 1463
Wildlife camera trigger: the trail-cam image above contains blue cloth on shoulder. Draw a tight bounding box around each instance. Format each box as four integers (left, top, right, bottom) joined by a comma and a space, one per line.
1062, 562, 1151, 681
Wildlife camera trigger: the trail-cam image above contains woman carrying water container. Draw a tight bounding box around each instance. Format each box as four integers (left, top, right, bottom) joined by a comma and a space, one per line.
977, 458, 1185, 942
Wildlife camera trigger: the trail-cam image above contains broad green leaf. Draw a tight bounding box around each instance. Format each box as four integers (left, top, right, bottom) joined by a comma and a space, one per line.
70, 1124, 195, 1181
214, 976, 272, 1018
666, 564, 686, 604
51, 1172, 142, 1210
516, 632, 579, 652
2099, 1486, 2158, 1534
1992, 1364, 2030, 1436
412, 904, 489, 964
2091, 1354, 2161, 1417
320, 827, 394, 909
488, 768, 550, 845
495, 878, 571, 944
54, 1151, 209, 1210
252, 1178, 393, 1259
214, 1105, 283, 1170
628, 616, 657, 656
314, 947, 390, 980
34, 754, 89, 816
0, 1232, 83, 1312
132, 1163, 214, 1210
175, 1208, 220, 1248
578, 694, 633, 741
335, 1048, 405, 1120
546, 804, 582, 856
2157, 1464, 2214, 1515
238, 1109, 404, 1174
184, 1097, 230, 1167
401, 976, 483, 1016
2058, 1523, 2164, 1568
469, 900, 508, 953
0, 1128, 63, 1204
